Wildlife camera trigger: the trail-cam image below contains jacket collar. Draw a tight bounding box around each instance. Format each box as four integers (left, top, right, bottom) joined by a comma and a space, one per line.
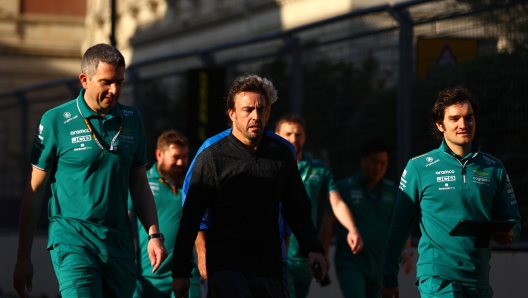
439, 138, 481, 162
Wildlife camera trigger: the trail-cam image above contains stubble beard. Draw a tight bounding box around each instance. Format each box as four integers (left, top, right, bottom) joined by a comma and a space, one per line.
158, 163, 185, 187
235, 116, 263, 143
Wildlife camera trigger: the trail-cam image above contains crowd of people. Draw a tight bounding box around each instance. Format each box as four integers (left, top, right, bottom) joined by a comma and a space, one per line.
12, 43, 521, 298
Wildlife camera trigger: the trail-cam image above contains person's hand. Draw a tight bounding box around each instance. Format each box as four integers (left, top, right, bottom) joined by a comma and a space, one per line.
347, 229, 363, 254
148, 238, 168, 273
401, 252, 414, 275
172, 278, 190, 298
491, 229, 514, 245
308, 252, 327, 282
381, 284, 400, 298
13, 257, 33, 297
197, 251, 207, 279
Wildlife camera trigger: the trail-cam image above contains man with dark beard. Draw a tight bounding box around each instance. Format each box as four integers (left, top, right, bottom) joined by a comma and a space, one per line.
128, 130, 201, 297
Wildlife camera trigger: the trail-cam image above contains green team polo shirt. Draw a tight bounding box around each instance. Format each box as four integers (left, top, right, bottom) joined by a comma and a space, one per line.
128, 163, 183, 280
288, 153, 337, 262
31, 89, 147, 258
383, 140, 522, 287
335, 172, 398, 274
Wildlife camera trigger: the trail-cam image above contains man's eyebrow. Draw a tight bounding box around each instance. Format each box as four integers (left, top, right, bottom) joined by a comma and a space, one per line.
241, 105, 267, 109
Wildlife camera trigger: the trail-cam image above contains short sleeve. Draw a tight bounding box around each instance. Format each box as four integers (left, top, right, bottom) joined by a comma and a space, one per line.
321, 163, 338, 194
31, 114, 58, 170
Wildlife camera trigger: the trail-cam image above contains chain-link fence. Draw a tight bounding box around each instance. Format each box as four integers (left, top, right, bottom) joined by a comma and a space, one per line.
1, 0, 527, 243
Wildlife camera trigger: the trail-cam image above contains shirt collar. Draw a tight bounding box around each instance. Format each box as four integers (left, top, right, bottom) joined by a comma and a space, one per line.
439, 138, 481, 161
147, 162, 162, 179
354, 171, 385, 190
298, 152, 311, 167
228, 127, 270, 153
76, 89, 122, 120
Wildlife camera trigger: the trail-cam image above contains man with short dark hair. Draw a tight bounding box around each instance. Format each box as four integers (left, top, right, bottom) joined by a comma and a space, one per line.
275, 114, 363, 298
381, 86, 521, 298
320, 138, 413, 298
13, 43, 167, 298
128, 130, 201, 297
171, 74, 326, 298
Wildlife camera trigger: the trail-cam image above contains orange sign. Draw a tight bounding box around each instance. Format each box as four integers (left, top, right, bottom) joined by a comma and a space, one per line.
416, 38, 478, 78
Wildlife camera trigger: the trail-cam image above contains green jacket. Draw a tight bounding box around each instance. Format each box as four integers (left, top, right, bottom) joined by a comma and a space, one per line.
383, 140, 521, 287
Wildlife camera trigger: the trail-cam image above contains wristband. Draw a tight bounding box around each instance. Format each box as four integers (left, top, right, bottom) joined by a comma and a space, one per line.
148, 233, 165, 243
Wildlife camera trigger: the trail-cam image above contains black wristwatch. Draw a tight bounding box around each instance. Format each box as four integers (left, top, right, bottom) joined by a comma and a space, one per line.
148, 233, 165, 243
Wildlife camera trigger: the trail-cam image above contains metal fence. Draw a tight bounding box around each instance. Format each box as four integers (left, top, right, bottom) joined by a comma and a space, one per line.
1, 0, 527, 243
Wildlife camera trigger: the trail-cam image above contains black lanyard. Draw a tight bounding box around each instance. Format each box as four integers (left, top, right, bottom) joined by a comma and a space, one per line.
76, 98, 123, 152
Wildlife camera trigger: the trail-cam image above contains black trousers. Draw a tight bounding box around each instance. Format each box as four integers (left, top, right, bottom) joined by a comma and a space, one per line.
208, 270, 289, 298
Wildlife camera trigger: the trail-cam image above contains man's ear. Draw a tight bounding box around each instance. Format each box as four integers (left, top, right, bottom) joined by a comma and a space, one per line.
79, 73, 89, 89
435, 122, 445, 133
155, 148, 162, 161
228, 109, 236, 122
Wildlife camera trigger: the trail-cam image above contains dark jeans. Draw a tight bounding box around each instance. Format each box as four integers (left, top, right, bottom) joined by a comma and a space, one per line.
208, 270, 289, 298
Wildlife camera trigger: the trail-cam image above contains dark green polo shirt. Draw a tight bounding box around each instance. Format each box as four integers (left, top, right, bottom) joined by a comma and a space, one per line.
128, 163, 183, 280
31, 89, 147, 258
288, 154, 337, 262
335, 172, 398, 274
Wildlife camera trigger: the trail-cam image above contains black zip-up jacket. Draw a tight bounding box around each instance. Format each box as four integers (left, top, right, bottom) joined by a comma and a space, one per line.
172, 131, 324, 279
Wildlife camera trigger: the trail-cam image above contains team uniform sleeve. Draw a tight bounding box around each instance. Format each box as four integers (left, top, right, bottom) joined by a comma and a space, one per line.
281, 158, 324, 257
322, 163, 338, 193
31, 114, 58, 170
131, 111, 147, 168
172, 152, 216, 278
382, 160, 420, 288
492, 168, 522, 243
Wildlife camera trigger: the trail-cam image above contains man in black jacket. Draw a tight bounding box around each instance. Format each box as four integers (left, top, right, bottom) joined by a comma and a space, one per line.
171, 74, 326, 298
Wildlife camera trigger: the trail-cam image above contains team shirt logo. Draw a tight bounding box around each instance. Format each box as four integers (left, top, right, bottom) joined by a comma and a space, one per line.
63, 112, 72, 118
122, 109, 134, 116
74, 143, 93, 151
425, 158, 440, 167
119, 134, 135, 143
70, 129, 90, 135
438, 183, 455, 191
472, 170, 490, 186
437, 176, 455, 182
350, 190, 363, 204
72, 135, 92, 143
399, 170, 407, 191
436, 170, 455, 175
482, 155, 496, 165
34, 124, 45, 146
64, 115, 79, 124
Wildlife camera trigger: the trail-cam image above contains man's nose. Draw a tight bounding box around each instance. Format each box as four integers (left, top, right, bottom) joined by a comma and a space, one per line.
250, 109, 260, 119
108, 83, 117, 94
